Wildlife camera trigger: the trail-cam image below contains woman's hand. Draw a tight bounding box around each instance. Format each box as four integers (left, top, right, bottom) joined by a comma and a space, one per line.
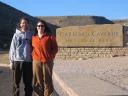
10, 62, 14, 70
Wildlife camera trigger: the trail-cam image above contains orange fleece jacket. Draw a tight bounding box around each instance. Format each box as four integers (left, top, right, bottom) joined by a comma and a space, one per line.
32, 35, 58, 63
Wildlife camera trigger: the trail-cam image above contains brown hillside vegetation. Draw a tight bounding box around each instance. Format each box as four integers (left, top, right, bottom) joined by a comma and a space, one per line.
37, 16, 114, 27
113, 19, 128, 25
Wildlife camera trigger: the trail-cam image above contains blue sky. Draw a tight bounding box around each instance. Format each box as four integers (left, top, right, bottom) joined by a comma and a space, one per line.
0, 0, 128, 20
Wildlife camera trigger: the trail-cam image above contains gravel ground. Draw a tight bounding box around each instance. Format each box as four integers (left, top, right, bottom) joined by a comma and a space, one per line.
55, 56, 128, 92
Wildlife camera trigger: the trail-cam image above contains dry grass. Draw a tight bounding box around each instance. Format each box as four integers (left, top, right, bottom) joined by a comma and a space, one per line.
0, 51, 9, 64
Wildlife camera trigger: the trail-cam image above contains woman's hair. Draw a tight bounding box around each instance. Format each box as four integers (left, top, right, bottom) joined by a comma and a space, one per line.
17, 17, 29, 29
34, 20, 52, 36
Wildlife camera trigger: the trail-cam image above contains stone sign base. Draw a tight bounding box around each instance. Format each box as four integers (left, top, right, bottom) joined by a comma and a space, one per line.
56, 47, 128, 60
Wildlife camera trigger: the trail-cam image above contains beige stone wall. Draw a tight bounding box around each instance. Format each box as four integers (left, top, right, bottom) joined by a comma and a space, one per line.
56, 47, 128, 60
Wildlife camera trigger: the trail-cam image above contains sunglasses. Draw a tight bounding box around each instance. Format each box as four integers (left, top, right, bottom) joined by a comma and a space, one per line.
37, 25, 45, 27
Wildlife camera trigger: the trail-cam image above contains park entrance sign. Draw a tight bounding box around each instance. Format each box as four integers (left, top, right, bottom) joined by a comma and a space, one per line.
56, 24, 123, 47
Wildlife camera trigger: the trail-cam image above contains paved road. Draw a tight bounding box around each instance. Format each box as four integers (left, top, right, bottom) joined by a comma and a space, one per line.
0, 66, 67, 96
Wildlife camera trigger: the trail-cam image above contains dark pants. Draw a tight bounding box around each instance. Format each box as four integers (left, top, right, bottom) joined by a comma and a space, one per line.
33, 61, 54, 96
12, 61, 33, 96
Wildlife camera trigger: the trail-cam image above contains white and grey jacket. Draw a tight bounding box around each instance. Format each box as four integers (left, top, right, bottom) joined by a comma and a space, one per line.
9, 29, 33, 64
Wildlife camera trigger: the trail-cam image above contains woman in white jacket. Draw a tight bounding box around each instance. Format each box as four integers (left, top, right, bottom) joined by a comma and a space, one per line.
9, 17, 33, 96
